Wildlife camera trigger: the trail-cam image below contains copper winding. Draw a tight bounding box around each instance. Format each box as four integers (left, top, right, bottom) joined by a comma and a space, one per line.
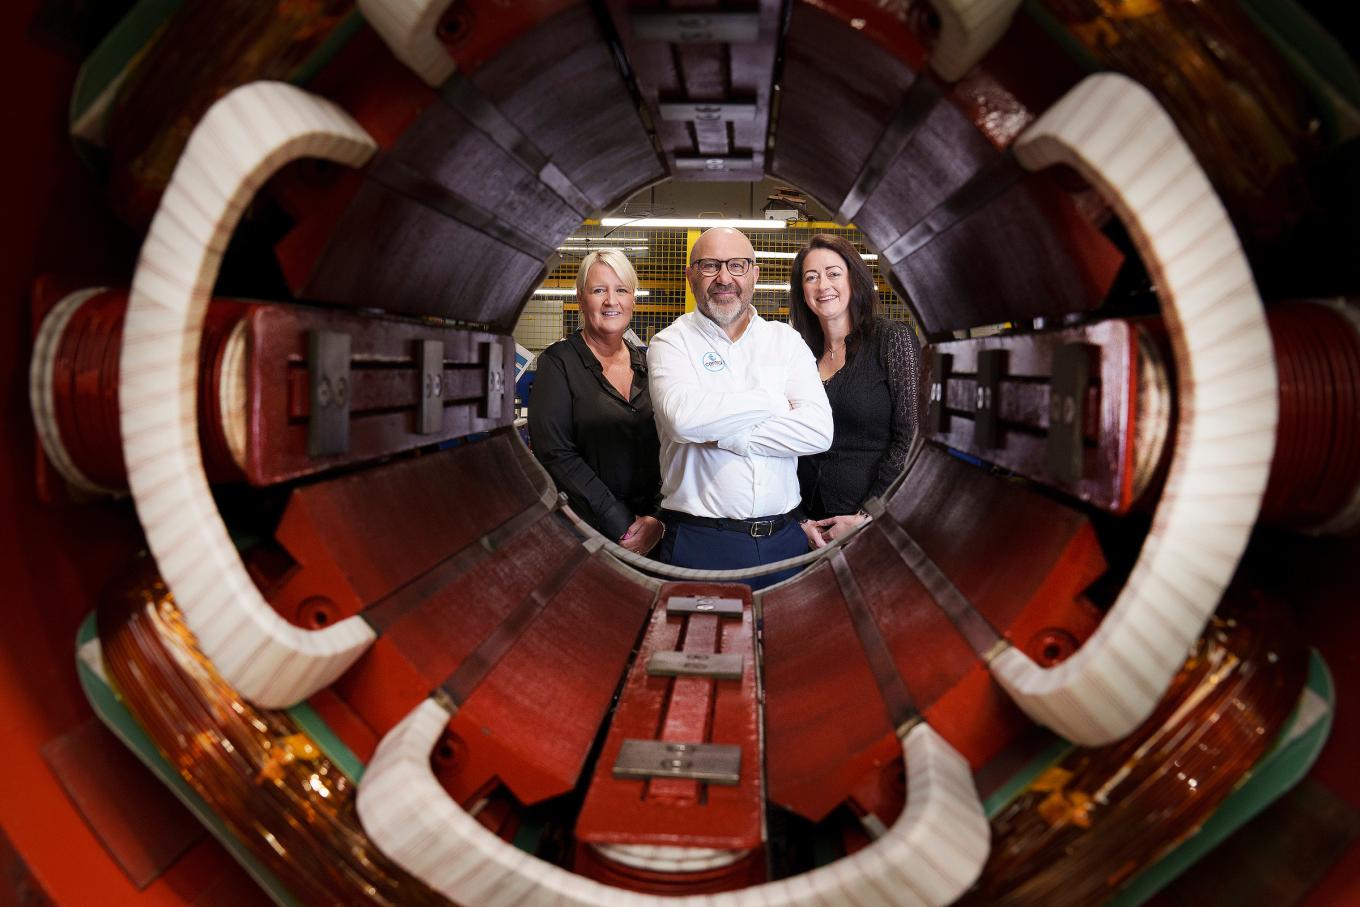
42, 290, 248, 490
959, 589, 1307, 906
1260, 300, 1360, 532
95, 565, 447, 906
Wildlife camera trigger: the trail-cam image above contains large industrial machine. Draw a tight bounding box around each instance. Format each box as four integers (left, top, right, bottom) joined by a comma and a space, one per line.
3, 0, 1358, 904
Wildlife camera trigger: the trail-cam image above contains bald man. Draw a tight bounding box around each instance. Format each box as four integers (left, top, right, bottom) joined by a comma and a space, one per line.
647, 227, 833, 590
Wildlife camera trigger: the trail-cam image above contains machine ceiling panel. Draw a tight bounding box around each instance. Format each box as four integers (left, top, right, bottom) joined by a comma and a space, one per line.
305, 4, 663, 328
846, 87, 997, 246
385, 100, 585, 237
769, 3, 918, 210
470, 4, 666, 209
772, 3, 1120, 336
305, 184, 547, 327
884, 170, 1121, 336
608, 1, 782, 180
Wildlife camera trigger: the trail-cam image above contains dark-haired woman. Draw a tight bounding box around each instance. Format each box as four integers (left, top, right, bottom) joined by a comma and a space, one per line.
789, 234, 921, 548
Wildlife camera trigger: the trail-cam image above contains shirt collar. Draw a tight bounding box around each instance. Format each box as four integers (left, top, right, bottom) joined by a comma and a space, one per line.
693, 305, 761, 346
568, 330, 646, 371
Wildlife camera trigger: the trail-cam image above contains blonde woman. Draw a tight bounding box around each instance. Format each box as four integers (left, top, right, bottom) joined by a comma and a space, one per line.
528, 249, 664, 554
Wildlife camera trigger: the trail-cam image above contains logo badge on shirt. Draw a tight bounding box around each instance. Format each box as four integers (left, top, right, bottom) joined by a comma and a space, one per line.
701, 351, 726, 372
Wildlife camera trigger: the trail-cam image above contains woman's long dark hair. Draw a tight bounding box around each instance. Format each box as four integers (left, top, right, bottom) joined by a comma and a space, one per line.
788, 233, 880, 359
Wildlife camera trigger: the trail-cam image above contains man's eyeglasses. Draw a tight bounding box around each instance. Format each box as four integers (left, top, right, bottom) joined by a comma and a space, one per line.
692, 257, 754, 277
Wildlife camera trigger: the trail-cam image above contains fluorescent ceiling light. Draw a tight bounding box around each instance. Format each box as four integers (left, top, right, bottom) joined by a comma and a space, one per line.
557, 245, 650, 252
532, 288, 651, 297
564, 237, 649, 245
600, 217, 786, 229
755, 250, 879, 260
755, 283, 791, 291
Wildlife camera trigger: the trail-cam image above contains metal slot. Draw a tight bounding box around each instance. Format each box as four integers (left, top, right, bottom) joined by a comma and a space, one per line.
1046, 342, 1095, 483
416, 339, 443, 435
646, 651, 743, 679
308, 330, 350, 457
927, 351, 952, 434
613, 740, 741, 785
666, 595, 743, 618
974, 348, 1005, 449
835, 75, 940, 224
631, 12, 759, 43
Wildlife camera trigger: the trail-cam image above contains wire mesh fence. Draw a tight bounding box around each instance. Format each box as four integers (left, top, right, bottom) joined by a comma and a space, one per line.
513, 222, 917, 358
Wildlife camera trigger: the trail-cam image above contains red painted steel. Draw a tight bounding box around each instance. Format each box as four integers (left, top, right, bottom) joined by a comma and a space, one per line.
244, 304, 515, 485
763, 446, 1105, 822
925, 320, 1163, 513
436, 0, 581, 75
261, 434, 545, 627
34, 288, 517, 492
576, 583, 764, 892
316, 502, 656, 806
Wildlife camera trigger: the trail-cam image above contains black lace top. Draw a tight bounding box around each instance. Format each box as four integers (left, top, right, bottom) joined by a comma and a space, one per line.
798, 318, 921, 519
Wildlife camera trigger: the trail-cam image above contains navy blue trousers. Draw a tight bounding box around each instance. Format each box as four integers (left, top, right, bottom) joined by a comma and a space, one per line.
658, 519, 807, 591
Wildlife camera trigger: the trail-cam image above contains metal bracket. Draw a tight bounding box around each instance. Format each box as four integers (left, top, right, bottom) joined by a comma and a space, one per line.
1046, 342, 1095, 484
307, 330, 350, 457
416, 339, 443, 435
974, 348, 1005, 449
647, 651, 744, 679
613, 740, 742, 785
658, 102, 758, 122
481, 340, 505, 420
666, 595, 743, 618
927, 351, 952, 434
674, 155, 756, 172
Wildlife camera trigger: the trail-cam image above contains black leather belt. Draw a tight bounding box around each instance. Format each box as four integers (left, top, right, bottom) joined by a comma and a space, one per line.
661, 508, 798, 539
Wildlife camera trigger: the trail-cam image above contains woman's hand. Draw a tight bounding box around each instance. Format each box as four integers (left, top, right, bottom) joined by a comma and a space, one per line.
800, 519, 828, 550
619, 515, 665, 555
817, 512, 870, 543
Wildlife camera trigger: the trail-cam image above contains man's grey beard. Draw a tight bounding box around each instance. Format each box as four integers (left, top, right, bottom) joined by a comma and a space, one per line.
697, 286, 749, 326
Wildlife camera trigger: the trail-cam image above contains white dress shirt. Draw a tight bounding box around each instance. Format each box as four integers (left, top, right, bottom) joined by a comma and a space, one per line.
648, 307, 833, 519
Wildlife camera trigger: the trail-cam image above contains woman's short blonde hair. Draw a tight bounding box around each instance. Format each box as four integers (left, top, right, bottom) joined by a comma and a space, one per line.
574, 248, 639, 299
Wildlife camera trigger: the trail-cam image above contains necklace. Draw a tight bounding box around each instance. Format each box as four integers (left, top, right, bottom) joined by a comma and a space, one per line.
826, 342, 846, 362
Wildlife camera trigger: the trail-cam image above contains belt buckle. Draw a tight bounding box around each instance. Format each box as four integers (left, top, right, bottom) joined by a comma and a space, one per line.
749, 519, 773, 538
